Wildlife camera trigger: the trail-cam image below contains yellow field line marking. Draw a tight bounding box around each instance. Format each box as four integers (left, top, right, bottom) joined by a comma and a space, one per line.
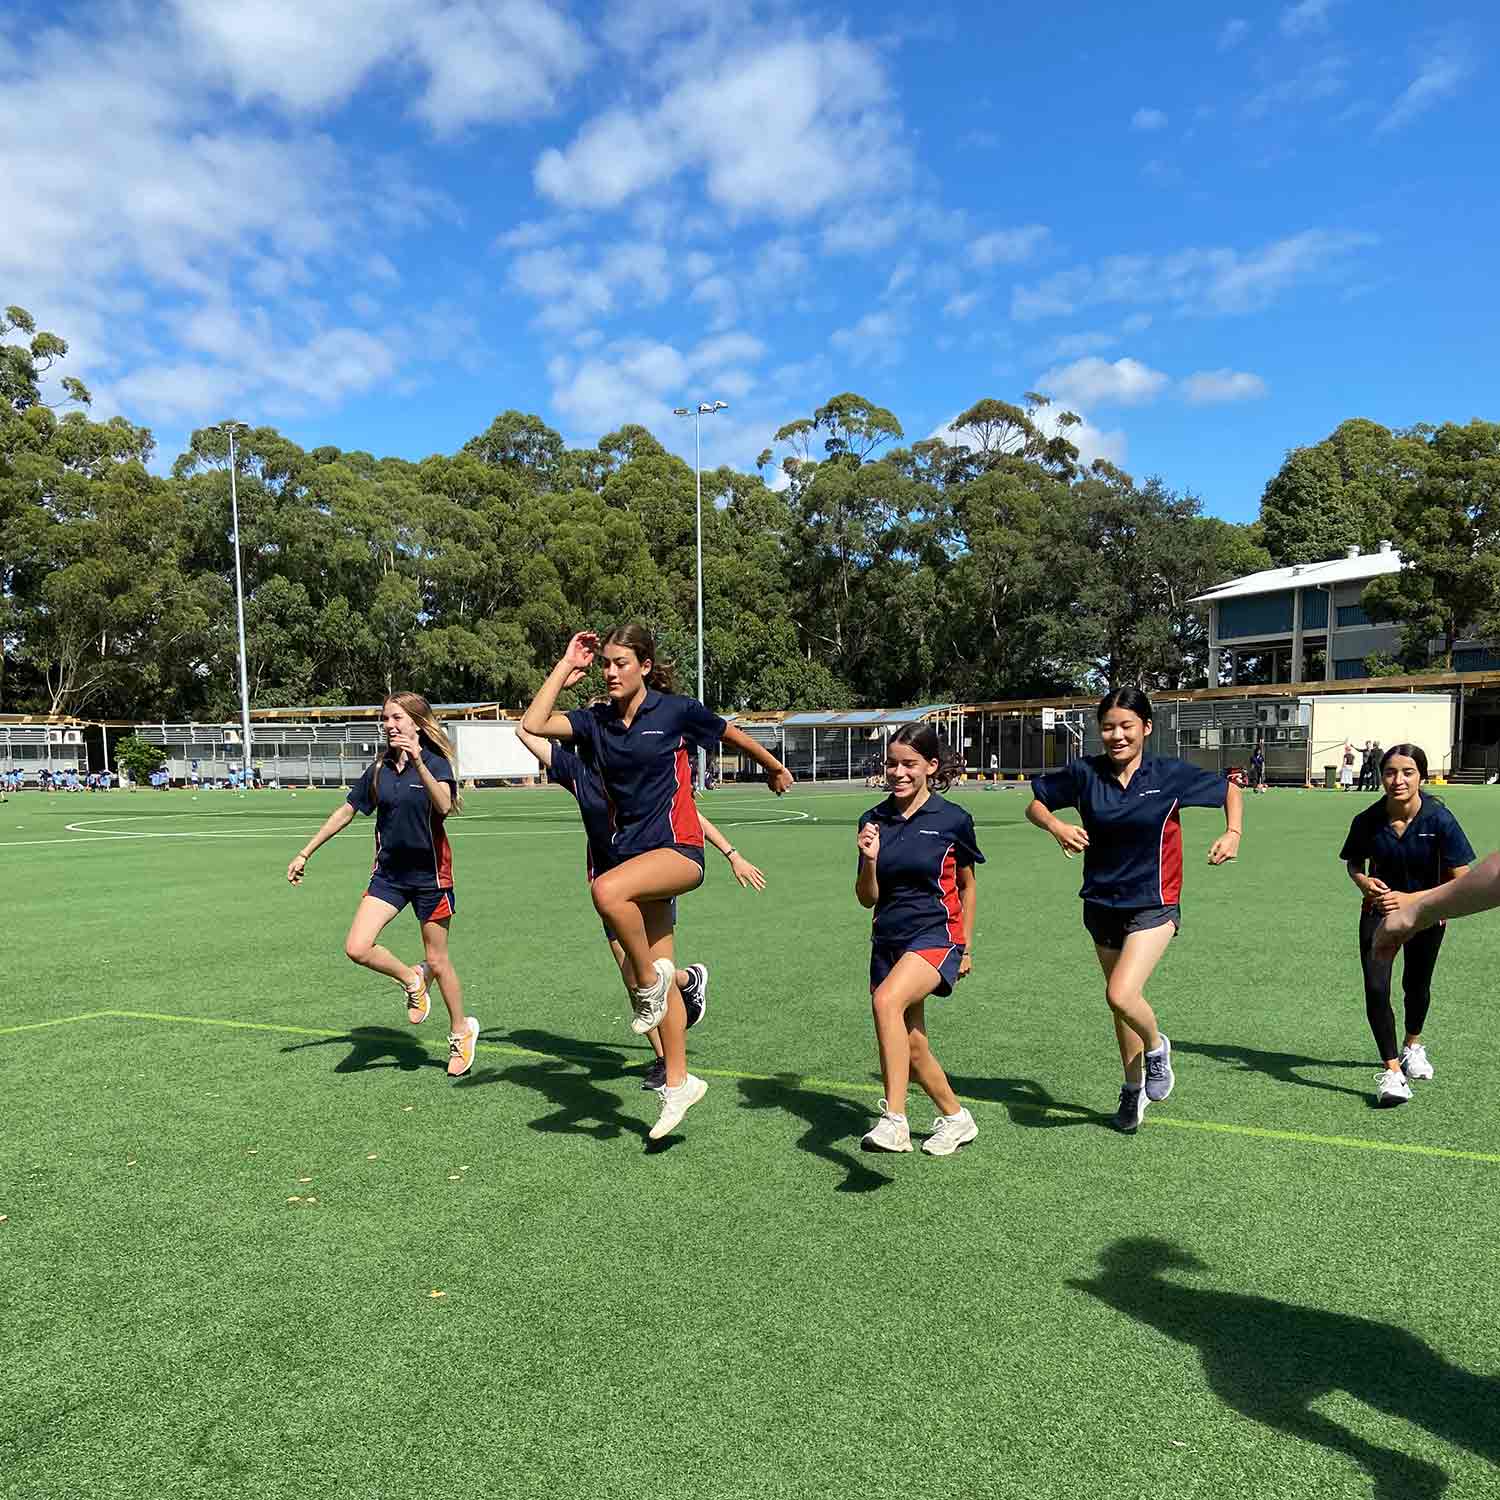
10, 1008, 1500, 1166
0, 1010, 122, 1036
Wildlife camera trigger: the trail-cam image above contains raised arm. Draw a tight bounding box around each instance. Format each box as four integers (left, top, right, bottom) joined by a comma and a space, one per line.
522, 633, 597, 739
721, 723, 794, 795
515, 725, 554, 771
1026, 795, 1089, 858
287, 802, 356, 884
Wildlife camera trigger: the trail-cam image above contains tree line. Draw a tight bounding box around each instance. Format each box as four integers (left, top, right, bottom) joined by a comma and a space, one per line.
2, 302, 1496, 721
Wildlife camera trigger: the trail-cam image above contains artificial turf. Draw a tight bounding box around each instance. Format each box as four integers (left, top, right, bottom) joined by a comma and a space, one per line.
3, 780, 1498, 1499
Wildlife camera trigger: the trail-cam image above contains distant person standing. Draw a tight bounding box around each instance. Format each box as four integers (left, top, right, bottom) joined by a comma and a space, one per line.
1249, 739, 1267, 795
1339, 740, 1357, 791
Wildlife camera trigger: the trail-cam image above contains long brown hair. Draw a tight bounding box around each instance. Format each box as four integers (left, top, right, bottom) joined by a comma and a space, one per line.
373, 692, 462, 812
602, 621, 677, 693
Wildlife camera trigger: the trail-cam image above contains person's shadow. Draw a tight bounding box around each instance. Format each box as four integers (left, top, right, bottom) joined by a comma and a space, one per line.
458, 1028, 670, 1149
738, 1075, 893, 1193
944, 1072, 1108, 1130
280, 1026, 441, 1074
1170, 1039, 1370, 1100
1068, 1238, 1500, 1498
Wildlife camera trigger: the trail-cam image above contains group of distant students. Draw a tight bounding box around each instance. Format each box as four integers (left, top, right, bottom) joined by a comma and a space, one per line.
280, 622, 1490, 1148
5, 767, 115, 791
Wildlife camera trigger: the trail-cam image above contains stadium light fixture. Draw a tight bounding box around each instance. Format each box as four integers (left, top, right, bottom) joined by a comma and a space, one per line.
217, 420, 254, 792
674, 399, 729, 787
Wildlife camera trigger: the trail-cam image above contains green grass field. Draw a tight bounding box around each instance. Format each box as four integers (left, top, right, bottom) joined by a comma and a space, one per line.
4, 780, 1499, 1499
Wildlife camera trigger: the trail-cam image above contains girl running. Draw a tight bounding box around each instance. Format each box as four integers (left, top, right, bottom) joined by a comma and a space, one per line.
1339, 743, 1474, 1107
516, 722, 767, 1090
856, 724, 984, 1156
521, 623, 793, 1140
287, 693, 480, 1078
1026, 688, 1242, 1134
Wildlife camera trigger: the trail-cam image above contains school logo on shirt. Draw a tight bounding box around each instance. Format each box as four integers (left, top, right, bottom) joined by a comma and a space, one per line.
1139, 789, 1162, 796
641, 730, 665, 736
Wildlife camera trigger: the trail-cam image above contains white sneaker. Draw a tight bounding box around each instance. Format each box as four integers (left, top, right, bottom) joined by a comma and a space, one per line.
649, 1073, 707, 1139
922, 1107, 978, 1157
1376, 1069, 1412, 1106
861, 1100, 912, 1153
629, 957, 674, 1035
1401, 1043, 1434, 1081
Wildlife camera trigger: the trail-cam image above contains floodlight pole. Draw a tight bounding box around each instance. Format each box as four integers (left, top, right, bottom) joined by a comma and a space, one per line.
674, 400, 728, 789
220, 422, 254, 791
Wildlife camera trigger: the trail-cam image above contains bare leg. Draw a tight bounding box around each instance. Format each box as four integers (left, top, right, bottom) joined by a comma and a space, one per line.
591, 849, 702, 989
609, 925, 688, 1066
345, 896, 417, 986
420, 917, 465, 1030
871, 954, 945, 1112
1094, 923, 1175, 1086
906, 997, 961, 1115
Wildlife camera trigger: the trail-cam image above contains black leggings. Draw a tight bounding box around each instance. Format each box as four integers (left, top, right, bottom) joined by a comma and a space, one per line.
1358, 906, 1445, 1061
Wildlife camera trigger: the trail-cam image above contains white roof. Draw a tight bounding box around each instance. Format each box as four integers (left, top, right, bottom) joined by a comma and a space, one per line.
1191, 548, 1402, 603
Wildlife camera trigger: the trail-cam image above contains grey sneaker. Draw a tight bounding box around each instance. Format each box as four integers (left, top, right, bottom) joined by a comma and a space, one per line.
649, 1073, 707, 1139
1376, 1069, 1412, 1106
1400, 1043, 1433, 1081
629, 957, 674, 1035
1113, 1084, 1147, 1134
861, 1100, 913, 1153
1143, 1036, 1175, 1102
639, 1057, 667, 1091
921, 1107, 978, 1157
681, 964, 708, 1029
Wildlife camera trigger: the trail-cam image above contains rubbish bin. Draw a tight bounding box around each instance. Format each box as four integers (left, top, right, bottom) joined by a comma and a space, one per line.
1324, 765, 1338, 789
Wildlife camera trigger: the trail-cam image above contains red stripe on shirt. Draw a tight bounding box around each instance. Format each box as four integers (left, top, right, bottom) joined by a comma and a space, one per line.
431, 813, 453, 888
938, 844, 964, 944
669, 746, 704, 846
1159, 800, 1183, 905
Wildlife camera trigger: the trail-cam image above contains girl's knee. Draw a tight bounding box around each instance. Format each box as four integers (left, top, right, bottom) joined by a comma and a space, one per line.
345, 938, 371, 965
1104, 981, 1134, 1013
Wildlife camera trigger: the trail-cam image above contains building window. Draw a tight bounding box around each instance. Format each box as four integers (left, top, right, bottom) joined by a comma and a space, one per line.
1217, 593, 1294, 639
1334, 658, 1366, 680
1455, 647, 1500, 673
1337, 603, 1370, 627
1301, 591, 1328, 629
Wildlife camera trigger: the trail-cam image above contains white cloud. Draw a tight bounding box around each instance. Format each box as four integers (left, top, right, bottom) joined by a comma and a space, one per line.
968, 225, 1050, 268
830, 310, 905, 366
1218, 18, 1250, 51
1377, 41, 1473, 133
1131, 108, 1168, 132
535, 36, 907, 220
943, 291, 983, 319
1011, 229, 1377, 320
691, 276, 739, 331
1122, 312, 1153, 334
507, 240, 674, 329
821, 207, 910, 255
1244, 54, 1350, 119
172, 0, 591, 133
1043, 330, 1120, 360
1280, 0, 1337, 38
1179, 368, 1270, 403
1036, 356, 1169, 408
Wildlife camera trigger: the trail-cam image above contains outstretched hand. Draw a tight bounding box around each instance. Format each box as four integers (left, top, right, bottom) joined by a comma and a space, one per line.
1207, 830, 1240, 865
729, 853, 767, 891
766, 765, 794, 796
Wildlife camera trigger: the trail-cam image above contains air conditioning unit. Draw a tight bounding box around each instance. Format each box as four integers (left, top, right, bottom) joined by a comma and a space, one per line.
224, 729, 241, 745
1256, 706, 1276, 725
63, 730, 83, 745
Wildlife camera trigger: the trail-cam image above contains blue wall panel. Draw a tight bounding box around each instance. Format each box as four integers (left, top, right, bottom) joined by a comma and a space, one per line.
1218, 592, 1294, 639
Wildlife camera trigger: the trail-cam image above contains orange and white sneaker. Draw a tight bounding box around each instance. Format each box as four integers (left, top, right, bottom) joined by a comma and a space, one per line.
404, 962, 431, 1025
447, 1015, 479, 1077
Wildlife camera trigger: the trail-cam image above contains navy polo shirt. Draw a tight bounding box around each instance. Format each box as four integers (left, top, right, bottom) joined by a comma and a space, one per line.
550, 743, 616, 880
347, 749, 456, 890
1339, 795, 1475, 893
1031, 754, 1227, 908
858, 792, 985, 948
565, 690, 726, 860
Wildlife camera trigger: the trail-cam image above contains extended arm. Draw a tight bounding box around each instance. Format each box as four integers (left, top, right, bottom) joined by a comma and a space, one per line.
521, 634, 596, 739
1207, 781, 1243, 864
288, 803, 356, 883
720, 723, 793, 795
515, 726, 554, 770
1026, 796, 1089, 857
956, 864, 977, 978
699, 811, 767, 891
1374, 850, 1500, 958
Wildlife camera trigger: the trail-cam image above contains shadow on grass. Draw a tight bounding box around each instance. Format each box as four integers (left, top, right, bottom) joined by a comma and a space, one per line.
1171, 1039, 1371, 1100
737, 1075, 893, 1193
1068, 1238, 1500, 1500
945, 1073, 1109, 1130
457, 1028, 678, 1152
280, 1025, 442, 1074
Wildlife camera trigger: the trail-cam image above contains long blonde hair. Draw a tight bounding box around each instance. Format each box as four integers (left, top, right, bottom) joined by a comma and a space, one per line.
373, 691, 462, 813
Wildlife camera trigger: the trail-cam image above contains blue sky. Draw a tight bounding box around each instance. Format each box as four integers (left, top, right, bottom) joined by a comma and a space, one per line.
3, 0, 1495, 521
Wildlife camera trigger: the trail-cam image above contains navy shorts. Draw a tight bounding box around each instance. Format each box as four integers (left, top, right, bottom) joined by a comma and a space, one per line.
1083, 902, 1179, 951
368, 875, 455, 924
870, 940, 966, 999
